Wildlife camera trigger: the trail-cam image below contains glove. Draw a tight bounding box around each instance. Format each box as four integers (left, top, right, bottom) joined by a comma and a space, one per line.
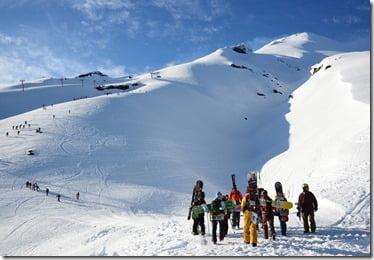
314, 208, 318, 212
187, 215, 191, 220
296, 212, 300, 218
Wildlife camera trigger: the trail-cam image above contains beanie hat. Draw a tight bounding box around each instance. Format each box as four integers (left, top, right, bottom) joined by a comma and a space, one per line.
302, 183, 309, 189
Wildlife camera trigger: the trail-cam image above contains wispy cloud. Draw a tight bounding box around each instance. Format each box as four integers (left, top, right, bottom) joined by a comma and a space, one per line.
70, 0, 232, 43
322, 15, 361, 25
70, 0, 134, 21
0, 31, 126, 87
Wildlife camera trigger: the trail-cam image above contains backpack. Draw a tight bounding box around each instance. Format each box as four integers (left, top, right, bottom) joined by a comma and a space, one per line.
210, 199, 222, 215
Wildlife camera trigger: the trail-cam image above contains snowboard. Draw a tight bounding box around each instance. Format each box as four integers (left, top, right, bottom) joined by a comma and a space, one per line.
225, 199, 237, 210
231, 173, 237, 189
188, 180, 204, 220
247, 171, 257, 189
191, 205, 204, 219
206, 200, 236, 212
247, 171, 259, 208
259, 198, 293, 209
275, 181, 283, 195
251, 211, 260, 225
272, 199, 293, 210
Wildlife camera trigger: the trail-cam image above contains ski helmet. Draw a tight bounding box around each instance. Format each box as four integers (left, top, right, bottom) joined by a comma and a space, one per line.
216, 192, 223, 200
302, 183, 309, 189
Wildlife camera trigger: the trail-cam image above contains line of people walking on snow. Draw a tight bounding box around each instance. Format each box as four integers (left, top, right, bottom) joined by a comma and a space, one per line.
25, 180, 80, 202
188, 179, 318, 246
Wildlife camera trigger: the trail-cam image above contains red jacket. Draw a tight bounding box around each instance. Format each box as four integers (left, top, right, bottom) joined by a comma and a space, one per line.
228, 189, 243, 205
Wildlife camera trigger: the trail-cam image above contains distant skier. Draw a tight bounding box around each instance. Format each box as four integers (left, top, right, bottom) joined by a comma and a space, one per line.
298, 183, 318, 233
76, 192, 80, 200
46, 188, 49, 196
241, 186, 259, 247
259, 190, 275, 240
228, 186, 243, 229
57, 194, 61, 202
210, 192, 226, 244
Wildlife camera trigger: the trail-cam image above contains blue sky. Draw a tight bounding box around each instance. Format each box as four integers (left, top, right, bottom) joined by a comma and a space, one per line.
0, 0, 370, 85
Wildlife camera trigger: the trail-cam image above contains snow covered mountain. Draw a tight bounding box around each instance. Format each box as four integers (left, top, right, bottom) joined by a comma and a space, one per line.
0, 32, 370, 256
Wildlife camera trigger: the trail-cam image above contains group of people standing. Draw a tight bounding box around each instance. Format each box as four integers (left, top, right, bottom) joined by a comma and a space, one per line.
188, 181, 318, 247
26, 181, 39, 191
240, 186, 290, 246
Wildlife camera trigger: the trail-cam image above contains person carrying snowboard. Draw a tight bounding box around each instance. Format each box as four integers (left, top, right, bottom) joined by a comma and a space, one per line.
228, 186, 243, 229
189, 181, 206, 236
241, 186, 259, 247
259, 190, 276, 240
210, 192, 226, 244
298, 183, 318, 233
274, 192, 289, 236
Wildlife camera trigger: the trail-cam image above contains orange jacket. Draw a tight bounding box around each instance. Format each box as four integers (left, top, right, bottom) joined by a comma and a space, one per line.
228, 190, 243, 205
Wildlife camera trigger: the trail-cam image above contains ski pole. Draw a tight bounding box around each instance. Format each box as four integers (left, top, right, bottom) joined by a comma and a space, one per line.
206, 212, 210, 235
229, 210, 235, 234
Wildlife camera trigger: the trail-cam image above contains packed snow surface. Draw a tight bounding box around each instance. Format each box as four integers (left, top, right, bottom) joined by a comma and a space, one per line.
0, 33, 370, 256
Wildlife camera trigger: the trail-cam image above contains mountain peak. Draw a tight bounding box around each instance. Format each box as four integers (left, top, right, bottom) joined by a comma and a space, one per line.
231, 43, 253, 54
255, 32, 350, 58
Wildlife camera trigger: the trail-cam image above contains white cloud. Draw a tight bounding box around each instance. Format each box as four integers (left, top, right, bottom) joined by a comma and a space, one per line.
97, 59, 127, 77
0, 33, 23, 45
246, 36, 278, 51
70, 0, 231, 42
71, 0, 134, 21
346, 15, 361, 24
323, 15, 361, 25
0, 31, 129, 87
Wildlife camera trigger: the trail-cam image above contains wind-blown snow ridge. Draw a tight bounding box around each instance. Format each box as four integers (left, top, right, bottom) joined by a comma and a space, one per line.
255, 32, 351, 58
0, 32, 370, 256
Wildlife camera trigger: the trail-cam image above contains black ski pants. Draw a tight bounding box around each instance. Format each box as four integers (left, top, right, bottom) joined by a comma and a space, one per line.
211, 219, 225, 243
302, 211, 316, 233
192, 214, 205, 234
222, 215, 229, 236
232, 211, 241, 228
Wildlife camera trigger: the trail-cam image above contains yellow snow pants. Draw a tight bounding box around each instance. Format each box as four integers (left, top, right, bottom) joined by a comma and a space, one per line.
243, 210, 257, 244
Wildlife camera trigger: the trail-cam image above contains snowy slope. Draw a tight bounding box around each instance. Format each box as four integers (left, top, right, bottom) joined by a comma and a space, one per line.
0, 33, 370, 256
261, 51, 370, 228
